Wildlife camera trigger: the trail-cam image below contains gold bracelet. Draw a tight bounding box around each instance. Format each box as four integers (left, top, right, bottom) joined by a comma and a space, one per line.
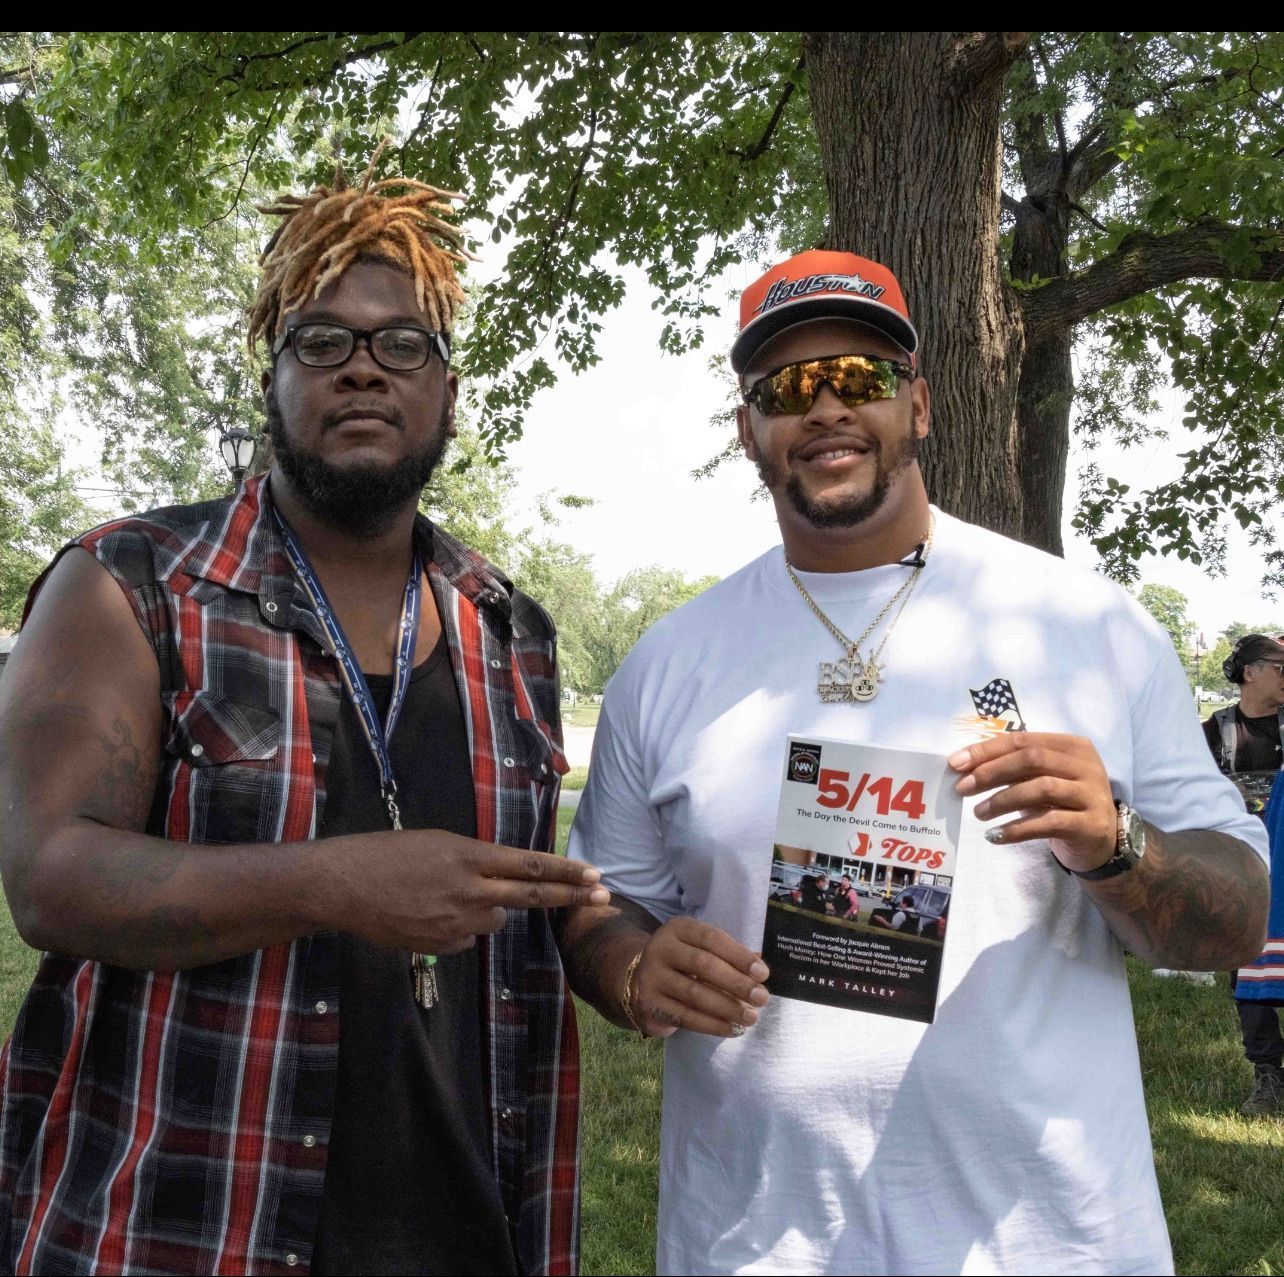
621, 950, 648, 1037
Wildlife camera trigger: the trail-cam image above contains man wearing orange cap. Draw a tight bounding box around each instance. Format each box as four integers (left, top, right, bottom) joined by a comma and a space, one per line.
556, 248, 1270, 1275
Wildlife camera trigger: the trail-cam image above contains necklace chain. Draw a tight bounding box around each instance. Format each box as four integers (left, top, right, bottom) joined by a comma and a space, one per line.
785, 515, 935, 700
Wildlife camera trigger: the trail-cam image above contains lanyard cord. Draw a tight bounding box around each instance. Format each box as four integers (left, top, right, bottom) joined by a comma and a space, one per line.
273, 510, 421, 830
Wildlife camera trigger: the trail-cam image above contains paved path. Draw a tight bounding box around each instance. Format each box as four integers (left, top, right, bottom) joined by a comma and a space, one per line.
562, 724, 596, 768
557, 723, 595, 815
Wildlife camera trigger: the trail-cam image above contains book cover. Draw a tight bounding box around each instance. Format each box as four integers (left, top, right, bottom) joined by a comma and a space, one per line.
761, 736, 963, 1023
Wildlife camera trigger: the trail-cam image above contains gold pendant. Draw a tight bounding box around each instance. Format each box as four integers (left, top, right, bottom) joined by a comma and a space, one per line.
817, 650, 882, 703
851, 669, 879, 701
818, 655, 857, 702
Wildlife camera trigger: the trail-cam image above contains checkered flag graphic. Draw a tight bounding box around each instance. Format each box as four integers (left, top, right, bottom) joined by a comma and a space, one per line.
970, 678, 1025, 729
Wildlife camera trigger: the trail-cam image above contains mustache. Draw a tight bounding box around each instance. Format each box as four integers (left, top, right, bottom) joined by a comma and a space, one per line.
320, 402, 405, 430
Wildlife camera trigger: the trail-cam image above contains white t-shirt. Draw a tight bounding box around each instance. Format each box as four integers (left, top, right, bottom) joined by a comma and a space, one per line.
569, 510, 1267, 1277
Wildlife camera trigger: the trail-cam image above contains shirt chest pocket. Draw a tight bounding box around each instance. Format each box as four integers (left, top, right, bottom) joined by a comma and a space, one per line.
160, 691, 286, 844
163, 691, 281, 768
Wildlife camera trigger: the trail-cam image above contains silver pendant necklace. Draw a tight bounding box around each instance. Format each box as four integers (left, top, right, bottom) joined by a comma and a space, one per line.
785, 516, 934, 704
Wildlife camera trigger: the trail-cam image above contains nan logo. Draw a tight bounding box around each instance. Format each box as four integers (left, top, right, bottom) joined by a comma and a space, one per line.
787, 742, 824, 785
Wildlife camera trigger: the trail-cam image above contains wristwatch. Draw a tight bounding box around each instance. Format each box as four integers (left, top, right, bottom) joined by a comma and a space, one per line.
1071, 802, 1146, 881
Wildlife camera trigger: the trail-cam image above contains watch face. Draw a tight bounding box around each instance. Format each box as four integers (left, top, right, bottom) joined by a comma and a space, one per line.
1119, 805, 1145, 860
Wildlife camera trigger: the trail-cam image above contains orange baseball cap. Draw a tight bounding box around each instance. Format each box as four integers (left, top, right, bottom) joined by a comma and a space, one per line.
731, 249, 918, 373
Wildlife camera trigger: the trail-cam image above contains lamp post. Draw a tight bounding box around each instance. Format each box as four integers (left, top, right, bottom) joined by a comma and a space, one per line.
218, 426, 258, 487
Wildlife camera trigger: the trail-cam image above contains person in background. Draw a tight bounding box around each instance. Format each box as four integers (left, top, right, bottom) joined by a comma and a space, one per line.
1202, 633, 1284, 1116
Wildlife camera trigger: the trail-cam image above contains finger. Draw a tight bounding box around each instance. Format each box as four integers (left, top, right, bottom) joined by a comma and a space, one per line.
662, 940, 770, 1006
636, 990, 749, 1038
479, 878, 611, 911
475, 844, 605, 886
974, 776, 1092, 821
955, 744, 1087, 797
664, 917, 771, 981
949, 732, 1092, 775
427, 907, 509, 949
431, 934, 480, 956
983, 809, 1103, 847
650, 966, 762, 1025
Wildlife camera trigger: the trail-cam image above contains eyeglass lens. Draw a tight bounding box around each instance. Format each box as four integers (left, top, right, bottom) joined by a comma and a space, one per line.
292, 324, 434, 371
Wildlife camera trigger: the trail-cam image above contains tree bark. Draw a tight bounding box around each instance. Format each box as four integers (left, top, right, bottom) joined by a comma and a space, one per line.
806, 31, 1027, 538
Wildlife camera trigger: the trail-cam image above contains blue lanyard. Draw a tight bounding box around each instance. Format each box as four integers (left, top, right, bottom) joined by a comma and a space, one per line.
273, 511, 421, 830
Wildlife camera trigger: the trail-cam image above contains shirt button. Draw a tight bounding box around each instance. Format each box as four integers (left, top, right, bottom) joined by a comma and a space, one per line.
500, 1107, 514, 1121
539, 763, 549, 776
498, 987, 513, 1002
285, 1255, 299, 1267
490, 658, 502, 669
302, 1134, 316, 1148
311, 752, 317, 764
503, 757, 515, 768
189, 743, 204, 758
315, 1001, 328, 1015
265, 601, 279, 615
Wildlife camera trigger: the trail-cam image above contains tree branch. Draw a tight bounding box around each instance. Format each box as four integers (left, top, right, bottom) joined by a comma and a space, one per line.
216, 33, 426, 96
1022, 218, 1284, 342
1069, 201, 1109, 234
727, 54, 804, 163
950, 31, 1029, 86
214, 33, 352, 84
1066, 54, 1252, 202
1031, 38, 1067, 163
1008, 46, 1054, 194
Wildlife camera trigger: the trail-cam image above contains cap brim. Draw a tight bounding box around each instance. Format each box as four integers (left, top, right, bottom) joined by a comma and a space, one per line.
731, 295, 919, 374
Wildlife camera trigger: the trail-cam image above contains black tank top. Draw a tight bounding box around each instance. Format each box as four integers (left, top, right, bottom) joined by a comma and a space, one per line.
310, 632, 518, 1275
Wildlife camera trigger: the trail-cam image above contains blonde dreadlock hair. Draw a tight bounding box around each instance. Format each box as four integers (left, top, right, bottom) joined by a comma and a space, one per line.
248, 140, 472, 355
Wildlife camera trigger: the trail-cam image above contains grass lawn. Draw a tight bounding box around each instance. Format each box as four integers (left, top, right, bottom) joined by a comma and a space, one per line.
0, 848, 1279, 1274
563, 701, 602, 729
563, 765, 590, 792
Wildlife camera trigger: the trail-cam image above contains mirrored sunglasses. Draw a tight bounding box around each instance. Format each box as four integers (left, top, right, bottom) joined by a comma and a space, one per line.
744, 354, 915, 417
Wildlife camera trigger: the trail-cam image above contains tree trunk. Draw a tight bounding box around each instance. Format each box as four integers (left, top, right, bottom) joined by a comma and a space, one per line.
1008, 180, 1074, 557
806, 31, 1026, 539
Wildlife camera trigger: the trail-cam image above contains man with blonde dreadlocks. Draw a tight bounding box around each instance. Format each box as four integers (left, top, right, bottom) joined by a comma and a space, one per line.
0, 150, 599, 1276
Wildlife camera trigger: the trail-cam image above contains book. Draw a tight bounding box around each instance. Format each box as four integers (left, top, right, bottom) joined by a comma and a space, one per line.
761, 736, 963, 1023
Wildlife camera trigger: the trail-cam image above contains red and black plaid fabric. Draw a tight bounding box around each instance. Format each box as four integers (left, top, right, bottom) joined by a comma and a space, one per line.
0, 476, 578, 1275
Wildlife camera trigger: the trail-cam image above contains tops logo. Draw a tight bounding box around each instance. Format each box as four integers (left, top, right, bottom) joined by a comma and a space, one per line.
755, 272, 887, 315
787, 742, 824, 785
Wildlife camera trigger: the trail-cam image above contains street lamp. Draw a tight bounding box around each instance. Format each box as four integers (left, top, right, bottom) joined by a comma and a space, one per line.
218, 426, 258, 487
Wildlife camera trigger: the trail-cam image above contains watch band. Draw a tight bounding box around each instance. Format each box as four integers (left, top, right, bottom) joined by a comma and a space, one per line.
1071, 802, 1144, 881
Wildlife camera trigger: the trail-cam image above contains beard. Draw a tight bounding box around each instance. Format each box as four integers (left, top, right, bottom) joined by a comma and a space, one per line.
265, 387, 450, 538
756, 420, 920, 529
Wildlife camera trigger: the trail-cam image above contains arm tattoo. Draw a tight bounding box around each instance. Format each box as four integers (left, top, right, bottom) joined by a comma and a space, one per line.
86, 716, 158, 831
1087, 823, 1269, 970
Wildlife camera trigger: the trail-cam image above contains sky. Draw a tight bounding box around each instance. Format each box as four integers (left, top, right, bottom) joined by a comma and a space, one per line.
495, 260, 1282, 646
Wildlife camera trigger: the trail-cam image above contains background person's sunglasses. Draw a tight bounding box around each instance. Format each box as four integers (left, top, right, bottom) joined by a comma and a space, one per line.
744, 354, 915, 417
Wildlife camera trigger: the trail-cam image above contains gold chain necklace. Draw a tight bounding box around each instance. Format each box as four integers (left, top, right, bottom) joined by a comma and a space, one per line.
785, 515, 935, 703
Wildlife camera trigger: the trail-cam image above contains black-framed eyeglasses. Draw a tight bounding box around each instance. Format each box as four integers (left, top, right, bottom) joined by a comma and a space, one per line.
743, 353, 915, 417
273, 322, 449, 372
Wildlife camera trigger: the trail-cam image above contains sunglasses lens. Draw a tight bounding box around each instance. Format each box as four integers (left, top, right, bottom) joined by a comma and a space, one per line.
751, 356, 904, 415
